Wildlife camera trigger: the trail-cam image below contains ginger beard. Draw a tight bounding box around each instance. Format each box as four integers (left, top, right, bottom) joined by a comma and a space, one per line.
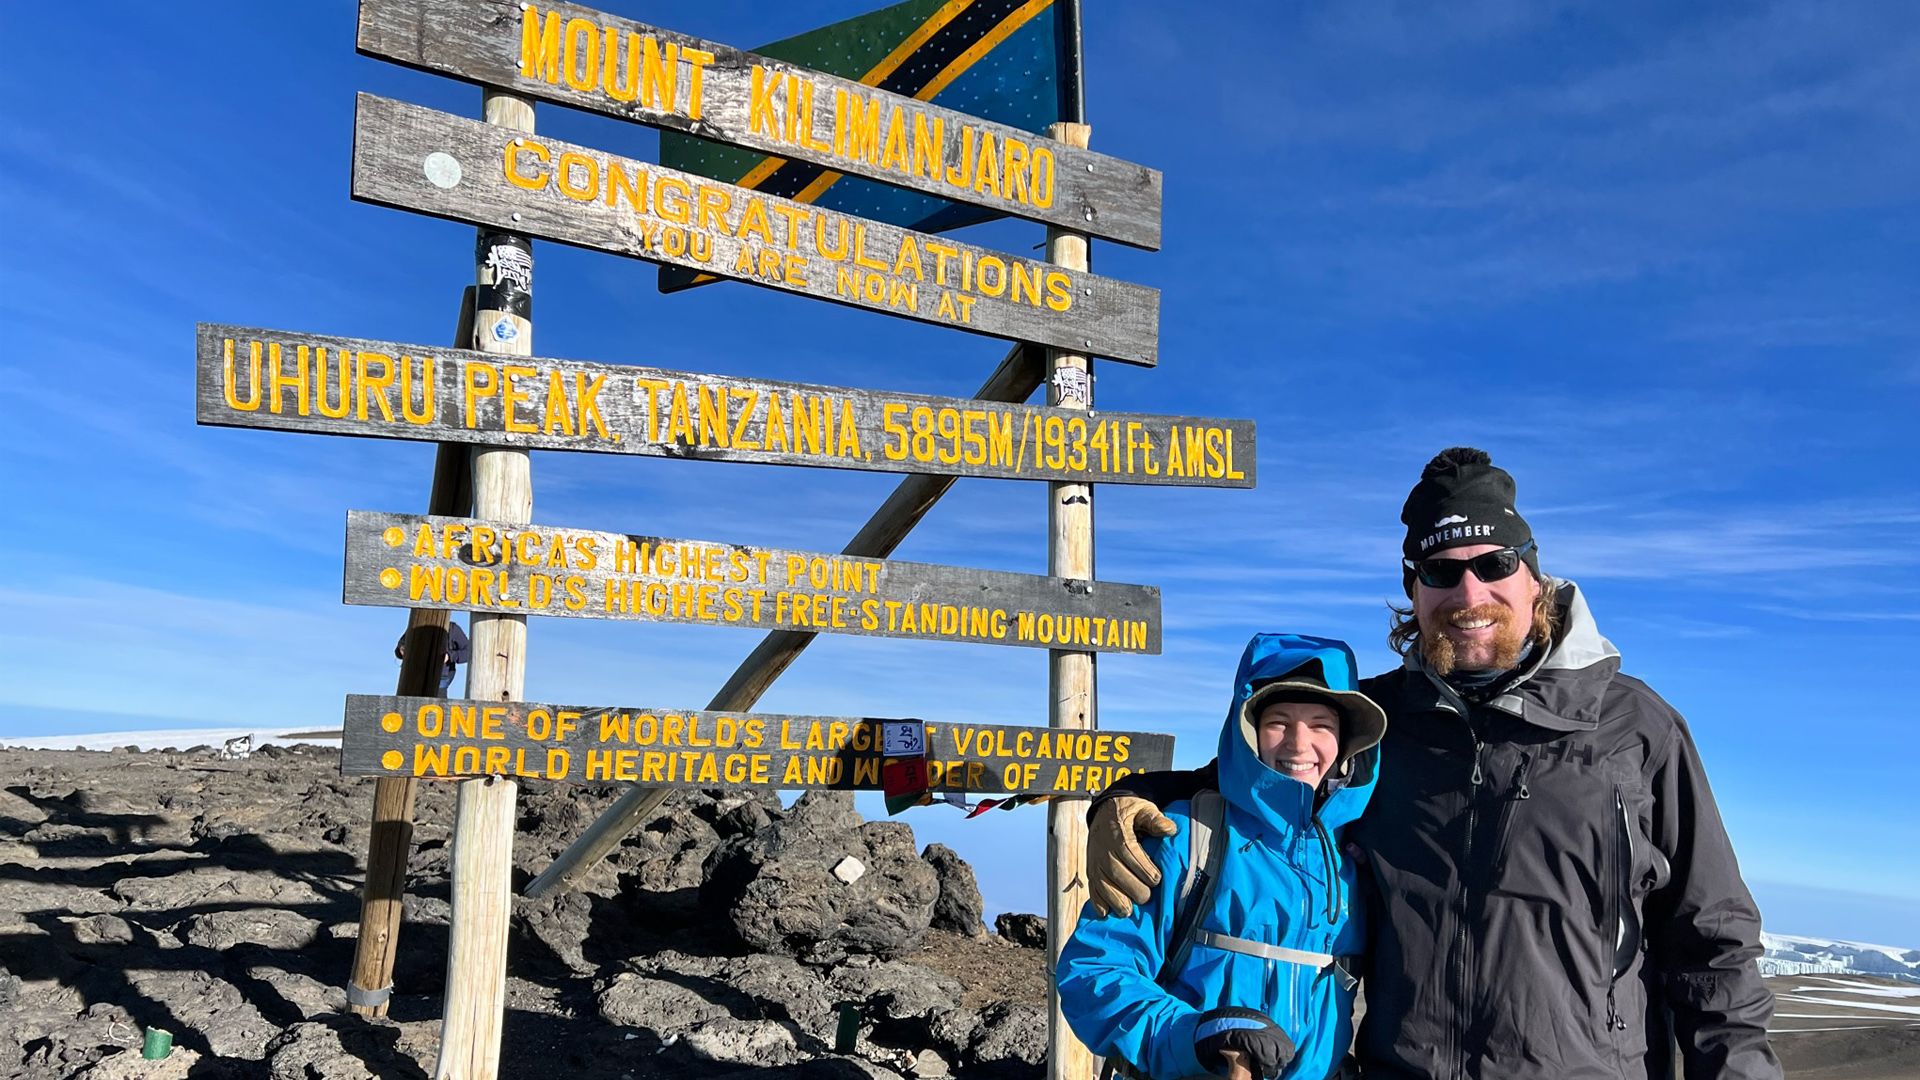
1418, 601, 1531, 676
1408, 542, 1543, 676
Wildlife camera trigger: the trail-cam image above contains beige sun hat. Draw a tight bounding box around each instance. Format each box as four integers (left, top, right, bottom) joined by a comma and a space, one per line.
1239, 665, 1388, 774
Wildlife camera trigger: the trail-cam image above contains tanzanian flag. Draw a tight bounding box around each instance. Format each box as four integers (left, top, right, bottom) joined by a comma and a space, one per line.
658, 0, 1074, 291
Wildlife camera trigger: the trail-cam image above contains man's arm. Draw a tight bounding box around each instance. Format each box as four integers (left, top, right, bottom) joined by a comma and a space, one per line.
1095, 761, 1220, 813
1643, 708, 1781, 1080
1084, 762, 1219, 917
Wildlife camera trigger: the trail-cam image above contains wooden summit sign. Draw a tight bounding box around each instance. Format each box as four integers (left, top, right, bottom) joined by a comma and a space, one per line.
355, 0, 1162, 250
343, 694, 1176, 795
198, 323, 1254, 487
343, 511, 1162, 654
350, 94, 1161, 367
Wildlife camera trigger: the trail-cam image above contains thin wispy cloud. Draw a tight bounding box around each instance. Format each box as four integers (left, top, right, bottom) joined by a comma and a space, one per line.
2, 0, 1914, 943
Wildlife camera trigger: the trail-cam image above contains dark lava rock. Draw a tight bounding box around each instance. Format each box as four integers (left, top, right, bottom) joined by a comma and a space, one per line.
701, 792, 938, 962
68, 913, 136, 947
715, 798, 775, 839
618, 949, 839, 1046
827, 957, 964, 1024
994, 913, 1048, 949
680, 1017, 805, 1066
263, 1018, 427, 1080
179, 908, 321, 951
920, 844, 986, 937
109, 968, 273, 1061
966, 1001, 1048, 1079
597, 970, 733, 1033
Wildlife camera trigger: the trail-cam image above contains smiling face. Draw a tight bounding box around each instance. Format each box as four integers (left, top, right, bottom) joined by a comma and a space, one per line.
1413, 542, 1541, 674
1255, 701, 1343, 789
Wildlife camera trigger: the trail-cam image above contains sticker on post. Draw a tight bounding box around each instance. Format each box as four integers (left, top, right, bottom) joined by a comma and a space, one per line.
880, 720, 927, 758
484, 244, 532, 293
1052, 367, 1091, 407
422, 152, 462, 189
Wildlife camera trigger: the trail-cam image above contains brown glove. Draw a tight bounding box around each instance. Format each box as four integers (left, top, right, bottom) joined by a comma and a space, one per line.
1086, 795, 1179, 917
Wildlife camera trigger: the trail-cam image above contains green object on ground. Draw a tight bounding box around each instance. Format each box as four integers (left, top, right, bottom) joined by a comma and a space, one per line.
835, 1002, 861, 1053
141, 1028, 173, 1060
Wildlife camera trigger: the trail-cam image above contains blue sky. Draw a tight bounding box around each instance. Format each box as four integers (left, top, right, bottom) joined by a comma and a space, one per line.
2, 1, 1916, 946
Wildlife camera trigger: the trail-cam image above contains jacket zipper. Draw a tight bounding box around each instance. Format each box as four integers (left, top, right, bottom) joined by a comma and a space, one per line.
1489, 754, 1533, 880
1448, 719, 1484, 1079
1605, 787, 1635, 1030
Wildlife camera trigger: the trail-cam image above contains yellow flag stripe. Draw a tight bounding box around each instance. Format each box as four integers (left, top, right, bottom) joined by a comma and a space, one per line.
730, 0, 979, 193
791, 0, 1056, 208
685, 0, 1054, 286
918, 0, 1055, 105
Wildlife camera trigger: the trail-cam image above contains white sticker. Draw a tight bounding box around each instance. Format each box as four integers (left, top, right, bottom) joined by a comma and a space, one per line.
1051, 367, 1091, 406
423, 152, 462, 189
485, 244, 533, 291
881, 721, 926, 758
489, 317, 519, 343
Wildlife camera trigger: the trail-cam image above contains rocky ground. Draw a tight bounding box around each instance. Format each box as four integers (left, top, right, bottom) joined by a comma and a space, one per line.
0, 744, 1051, 1079
5, 744, 1912, 1079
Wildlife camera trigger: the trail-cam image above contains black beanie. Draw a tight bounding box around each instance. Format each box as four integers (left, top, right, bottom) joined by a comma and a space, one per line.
1400, 448, 1537, 569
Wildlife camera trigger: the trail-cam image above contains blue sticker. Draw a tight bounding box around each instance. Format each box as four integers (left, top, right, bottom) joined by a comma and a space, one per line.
489, 317, 519, 343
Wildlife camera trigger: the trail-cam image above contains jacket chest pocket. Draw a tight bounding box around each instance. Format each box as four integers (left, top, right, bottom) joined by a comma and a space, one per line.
1488, 759, 1630, 934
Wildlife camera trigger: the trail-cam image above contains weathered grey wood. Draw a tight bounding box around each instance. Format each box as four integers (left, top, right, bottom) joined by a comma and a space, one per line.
522, 341, 1046, 900
1043, 121, 1097, 1080
434, 87, 536, 1080
351, 94, 1160, 367
355, 0, 1162, 250
343, 694, 1174, 796
343, 510, 1160, 654
197, 323, 1252, 487
347, 285, 475, 1020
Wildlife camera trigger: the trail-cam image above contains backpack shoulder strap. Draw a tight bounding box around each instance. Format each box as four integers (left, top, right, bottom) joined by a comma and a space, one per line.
1157, 787, 1226, 987
1103, 790, 1226, 1080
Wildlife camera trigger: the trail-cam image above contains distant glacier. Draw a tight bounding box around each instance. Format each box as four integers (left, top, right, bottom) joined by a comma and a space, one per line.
1760, 932, 1920, 983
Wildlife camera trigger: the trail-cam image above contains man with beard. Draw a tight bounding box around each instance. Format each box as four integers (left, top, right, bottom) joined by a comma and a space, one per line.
1081, 448, 1780, 1080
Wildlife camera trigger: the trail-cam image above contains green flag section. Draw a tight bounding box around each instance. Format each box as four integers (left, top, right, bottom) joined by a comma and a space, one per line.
660, 0, 1070, 292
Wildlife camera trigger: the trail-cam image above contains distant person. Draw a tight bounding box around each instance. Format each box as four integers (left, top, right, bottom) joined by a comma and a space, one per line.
1058, 633, 1386, 1080
1083, 448, 1781, 1079
394, 620, 469, 695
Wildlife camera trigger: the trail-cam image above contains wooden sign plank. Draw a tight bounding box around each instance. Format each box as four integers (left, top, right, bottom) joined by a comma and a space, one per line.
350, 94, 1160, 367
343, 511, 1162, 654
196, 323, 1254, 488
355, 0, 1162, 251
342, 694, 1175, 796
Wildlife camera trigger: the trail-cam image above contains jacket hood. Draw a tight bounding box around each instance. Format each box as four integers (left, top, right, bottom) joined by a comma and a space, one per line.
1405, 578, 1623, 731
1219, 633, 1383, 834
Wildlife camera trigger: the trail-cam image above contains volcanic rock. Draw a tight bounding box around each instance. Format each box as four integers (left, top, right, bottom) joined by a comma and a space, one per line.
261, 1018, 427, 1080
966, 1002, 1049, 1079
994, 913, 1048, 949
921, 844, 986, 936
701, 792, 938, 961
179, 909, 321, 951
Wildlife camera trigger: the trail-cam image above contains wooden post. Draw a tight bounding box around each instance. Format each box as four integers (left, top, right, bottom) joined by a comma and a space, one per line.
347, 288, 476, 1019
434, 88, 534, 1080
521, 341, 1044, 899
1044, 120, 1097, 1080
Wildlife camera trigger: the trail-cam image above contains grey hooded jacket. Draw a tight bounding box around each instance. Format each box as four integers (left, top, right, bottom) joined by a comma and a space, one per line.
1098, 582, 1781, 1079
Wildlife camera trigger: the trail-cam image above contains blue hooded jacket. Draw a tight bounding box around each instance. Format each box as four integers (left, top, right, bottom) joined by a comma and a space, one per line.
1058, 634, 1383, 1080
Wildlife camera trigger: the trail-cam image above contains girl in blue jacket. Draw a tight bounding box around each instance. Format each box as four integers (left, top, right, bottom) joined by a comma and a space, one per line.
1059, 634, 1386, 1080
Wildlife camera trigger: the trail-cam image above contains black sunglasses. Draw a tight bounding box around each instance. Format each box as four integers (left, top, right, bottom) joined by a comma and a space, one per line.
1404, 540, 1536, 589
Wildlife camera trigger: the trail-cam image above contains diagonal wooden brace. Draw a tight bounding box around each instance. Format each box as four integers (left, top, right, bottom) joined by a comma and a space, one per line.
520, 339, 1045, 899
